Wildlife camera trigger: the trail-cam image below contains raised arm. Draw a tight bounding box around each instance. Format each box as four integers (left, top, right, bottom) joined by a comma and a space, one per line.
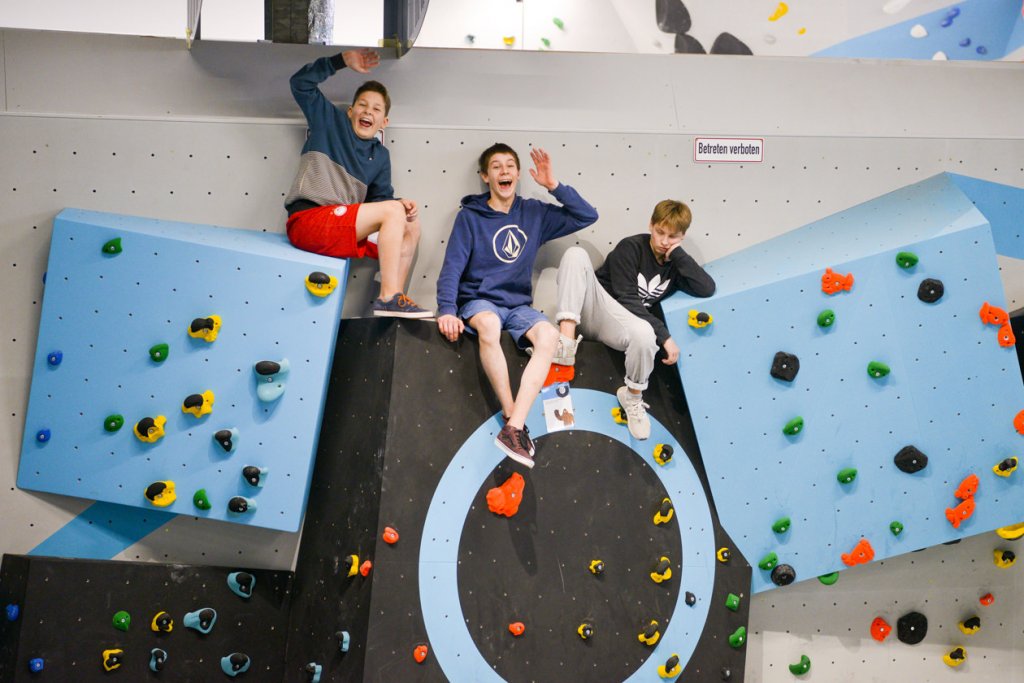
289, 49, 380, 122
666, 244, 716, 298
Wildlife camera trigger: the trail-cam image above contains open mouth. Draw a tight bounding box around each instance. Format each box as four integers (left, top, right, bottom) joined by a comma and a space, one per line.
358, 117, 374, 129
498, 180, 513, 189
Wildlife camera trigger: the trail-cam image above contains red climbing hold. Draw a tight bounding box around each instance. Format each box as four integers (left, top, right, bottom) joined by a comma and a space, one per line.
821, 267, 854, 295
979, 592, 994, 606
382, 526, 399, 545
413, 645, 428, 664
955, 473, 979, 500
487, 472, 525, 517
841, 538, 875, 566
359, 560, 373, 577
543, 363, 575, 388
870, 617, 892, 642
508, 622, 525, 636
979, 302, 1008, 326
1015, 410, 1024, 435
945, 498, 976, 528
997, 322, 1016, 347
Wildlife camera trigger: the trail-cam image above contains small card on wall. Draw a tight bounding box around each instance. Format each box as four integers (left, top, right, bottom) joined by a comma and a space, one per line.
541, 382, 575, 432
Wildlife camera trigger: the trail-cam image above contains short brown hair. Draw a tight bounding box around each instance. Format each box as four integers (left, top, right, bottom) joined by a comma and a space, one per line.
478, 143, 520, 174
650, 200, 692, 235
353, 80, 391, 115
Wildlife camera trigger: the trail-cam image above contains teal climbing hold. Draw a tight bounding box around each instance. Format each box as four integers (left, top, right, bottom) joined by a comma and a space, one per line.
896, 251, 919, 269
837, 467, 858, 484
783, 416, 804, 436
817, 309, 835, 328
254, 359, 289, 402
102, 238, 122, 255
867, 361, 890, 378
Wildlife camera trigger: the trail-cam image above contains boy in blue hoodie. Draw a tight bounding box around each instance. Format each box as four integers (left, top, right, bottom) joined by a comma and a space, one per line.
436, 144, 598, 467
285, 48, 430, 318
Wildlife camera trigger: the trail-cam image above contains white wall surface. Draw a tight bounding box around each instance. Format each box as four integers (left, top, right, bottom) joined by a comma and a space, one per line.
1, 27, 1022, 682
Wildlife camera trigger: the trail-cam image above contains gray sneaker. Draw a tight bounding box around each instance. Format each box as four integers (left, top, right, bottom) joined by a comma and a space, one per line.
616, 386, 651, 440
553, 333, 582, 366
372, 293, 433, 319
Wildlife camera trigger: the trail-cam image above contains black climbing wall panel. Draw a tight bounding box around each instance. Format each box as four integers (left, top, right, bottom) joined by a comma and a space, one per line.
285, 319, 749, 682
0, 554, 293, 682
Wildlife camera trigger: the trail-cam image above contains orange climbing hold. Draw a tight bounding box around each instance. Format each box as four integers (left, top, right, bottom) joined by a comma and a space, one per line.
543, 363, 575, 388
979, 592, 994, 606
487, 472, 525, 517
413, 645, 428, 664
841, 538, 875, 566
955, 473, 979, 500
1015, 410, 1024, 434
945, 498, 976, 528
997, 322, 1016, 347
359, 560, 373, 577
382, 526, 399, 544
821, 268, 854, 295
870, 617, 892, 642
979, 302, 1008, 326
508, 622, 525, 636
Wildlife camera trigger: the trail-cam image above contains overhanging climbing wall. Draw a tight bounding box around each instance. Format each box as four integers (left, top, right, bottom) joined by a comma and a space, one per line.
18, 209, 347, 532
285, 319, 751, 683
663, 173, 1024, 593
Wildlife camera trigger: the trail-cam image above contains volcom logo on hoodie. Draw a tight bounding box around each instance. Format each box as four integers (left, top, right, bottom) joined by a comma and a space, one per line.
637, 273, 669, 307
492, 225, 528, 264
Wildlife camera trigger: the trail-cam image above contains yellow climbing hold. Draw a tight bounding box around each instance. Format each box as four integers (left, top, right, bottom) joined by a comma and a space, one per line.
769, 2, 788, 21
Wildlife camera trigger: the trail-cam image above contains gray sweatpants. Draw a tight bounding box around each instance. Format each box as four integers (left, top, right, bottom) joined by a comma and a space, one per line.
555, 247, 658, 391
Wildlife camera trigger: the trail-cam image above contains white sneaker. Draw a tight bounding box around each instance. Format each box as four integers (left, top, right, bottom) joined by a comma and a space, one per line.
616, 386, 651, 440
553, 334, 582, 366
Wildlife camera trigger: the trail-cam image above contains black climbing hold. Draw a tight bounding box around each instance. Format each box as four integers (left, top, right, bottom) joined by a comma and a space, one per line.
720, 667, 732, 680
183, 393, 204, 410
894, 445, 928, 473
770, 351, 800, 382
229, 497, 250, 513
255, 360, 281, 376
674, 33, 706, 54
307, 271, 331, 285
145, 482, 168, 501
771, 563, 796, 586
190, 317, 216, 333
215, 429, 236, 452
655, 0, 691, 33
897, 611, 928, 644
917, 278, 944, 303
663, 654, 680, 671
242, 465, 267, 487
684, 591, 696, 606
710, 32, 752, 55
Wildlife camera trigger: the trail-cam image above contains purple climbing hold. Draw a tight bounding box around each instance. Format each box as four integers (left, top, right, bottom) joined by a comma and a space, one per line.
959, 38, 971, 47
940, 17, 953, 27
976, 45, 987, 55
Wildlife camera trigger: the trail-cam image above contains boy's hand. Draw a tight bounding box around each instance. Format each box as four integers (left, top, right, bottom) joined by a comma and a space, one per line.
528, 147, 559, 191
437, 314, 465, 342
661, 337, 680, 365
400, 198, 419, 221
342, 48, 380, 74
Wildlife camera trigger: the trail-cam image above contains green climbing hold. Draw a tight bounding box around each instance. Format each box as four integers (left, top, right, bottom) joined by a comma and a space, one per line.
896, 251, 919, 269
103, 414, 124, 433
837, 467, 858, 484
817, 309, 835, 328
112, 610, 130, 631
149, 343, 169, 363
725, 593, 741, 611
890, 521, 904, 536
728, 626, 746, 648
783, 416, 804, 436
541, 37, 551, 48
758, 552, 779, 570
867, 361, 890, 378
788, 654, 811, 676
818, 572, 839, 585
553, 17, 565, 30
193, 489, 212, 510
102, 238, 122, 255
772, 517, 791, 534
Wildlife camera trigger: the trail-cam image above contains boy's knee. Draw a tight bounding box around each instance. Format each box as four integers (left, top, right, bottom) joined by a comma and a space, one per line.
560, 246, 590, 270
532, 323, 559, 354
473, 312, 502, 342
629, 323, 658, 352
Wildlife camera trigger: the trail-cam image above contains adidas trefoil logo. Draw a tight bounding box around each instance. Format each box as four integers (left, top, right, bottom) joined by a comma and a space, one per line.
637, 273, 669, 307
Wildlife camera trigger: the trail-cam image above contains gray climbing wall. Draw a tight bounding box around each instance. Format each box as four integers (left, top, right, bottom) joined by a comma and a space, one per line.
0, 27, 1022, 682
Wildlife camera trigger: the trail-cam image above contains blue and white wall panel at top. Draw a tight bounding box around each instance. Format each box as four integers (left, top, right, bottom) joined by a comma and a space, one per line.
662, 173, 1024, 593
17, 209, 347, 532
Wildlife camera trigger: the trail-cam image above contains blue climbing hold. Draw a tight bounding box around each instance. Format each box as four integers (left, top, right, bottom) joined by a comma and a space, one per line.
28, 658, 44, 673
959, 38, 971, 47
228, 496, 257, 514
940, 17, 953, 27
242, 466, 269, 488
47, 351, 63, 366
149, 648, 167, 672
337, 630, 351, 652
36, 429, 51, 443
227, 571, 255, 599
221, 653, 251, 677
305, 662, 324, 682
214, 427, 239, 453
976, 45, 987, 55
183, 607, 217, 634
6, 604, 19, 621
254, 359, 290, 402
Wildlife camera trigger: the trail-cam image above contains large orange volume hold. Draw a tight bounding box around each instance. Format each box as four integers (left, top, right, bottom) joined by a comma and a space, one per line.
487, 473, 525, 517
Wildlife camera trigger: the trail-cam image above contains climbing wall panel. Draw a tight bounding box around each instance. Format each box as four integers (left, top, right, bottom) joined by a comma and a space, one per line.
17, 209, 346, 532
0, 554, 293, 682
663, 175, 1024, 593
285, 319, 751, 682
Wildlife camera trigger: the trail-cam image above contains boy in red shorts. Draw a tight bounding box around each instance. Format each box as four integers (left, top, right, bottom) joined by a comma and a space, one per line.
285, 48, 431, 318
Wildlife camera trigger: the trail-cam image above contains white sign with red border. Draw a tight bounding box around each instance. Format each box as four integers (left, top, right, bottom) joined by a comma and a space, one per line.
694, 137, 764, 163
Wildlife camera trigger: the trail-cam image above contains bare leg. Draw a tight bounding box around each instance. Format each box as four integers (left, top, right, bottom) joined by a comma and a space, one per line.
508, 322, 559, 428
469, 312, 515, 420
354, 200, 408, 300
558, 319, 577, 337
396, 216, 421, 291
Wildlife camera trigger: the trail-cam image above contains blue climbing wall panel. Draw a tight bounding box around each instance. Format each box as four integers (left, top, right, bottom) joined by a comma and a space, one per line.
18, 209, 347, 532
663, 174, 1024, 593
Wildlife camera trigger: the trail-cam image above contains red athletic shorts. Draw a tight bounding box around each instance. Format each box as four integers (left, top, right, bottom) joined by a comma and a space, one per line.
286, 203, 379, 260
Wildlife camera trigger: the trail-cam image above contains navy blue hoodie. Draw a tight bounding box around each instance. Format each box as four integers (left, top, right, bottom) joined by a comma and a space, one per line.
437, 184, 598, 316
